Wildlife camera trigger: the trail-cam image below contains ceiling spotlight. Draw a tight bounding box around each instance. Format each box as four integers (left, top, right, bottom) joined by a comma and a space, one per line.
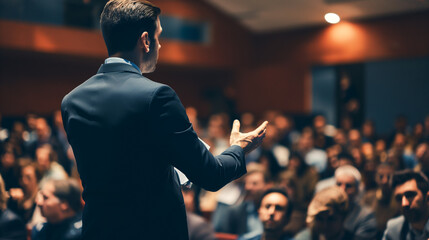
325, 13, 340, 24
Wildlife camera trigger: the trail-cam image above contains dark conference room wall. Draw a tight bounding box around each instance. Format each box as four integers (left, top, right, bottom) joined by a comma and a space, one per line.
236, 10, 429, 115
0, 0, 252, 117
1, 0, 429, 118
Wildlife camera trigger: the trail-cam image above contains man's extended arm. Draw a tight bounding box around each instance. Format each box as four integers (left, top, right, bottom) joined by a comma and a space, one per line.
150, 85, 267, 191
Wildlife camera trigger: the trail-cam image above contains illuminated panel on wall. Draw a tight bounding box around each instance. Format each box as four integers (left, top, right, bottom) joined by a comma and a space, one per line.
159, 15, 210, 44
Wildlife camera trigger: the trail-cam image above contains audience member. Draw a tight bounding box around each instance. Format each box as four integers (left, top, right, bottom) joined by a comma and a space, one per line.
0, 144, 20, 190
414, 143, 429, 178
294, 186, 351, 240
274, 114, 299, 149
27, 118, 71, 175
297, 128, 327, 174
238, 188, 293, 240
0, 174, 27, 240
312, 115, 334, 150
361, 120, 378, 144
32, 179, 82, 240
278, 151, 318, 211
383, 170, 429, 240
335, 165, 377, 240
214, 166, 270, 238
258, 123, 288, 179
8, 159, 42, 227
362, 163, 399, 238
35, 144, 68, 188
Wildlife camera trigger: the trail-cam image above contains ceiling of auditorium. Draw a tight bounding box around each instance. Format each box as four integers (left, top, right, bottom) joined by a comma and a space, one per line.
203, 0, 429, 33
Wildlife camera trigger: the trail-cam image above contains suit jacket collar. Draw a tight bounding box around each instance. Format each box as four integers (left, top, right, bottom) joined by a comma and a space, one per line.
97, 62, 142, 75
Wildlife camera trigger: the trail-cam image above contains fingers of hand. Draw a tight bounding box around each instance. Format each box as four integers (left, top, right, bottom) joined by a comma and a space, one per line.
254, 121, 268, 135
231, 119, 241, 134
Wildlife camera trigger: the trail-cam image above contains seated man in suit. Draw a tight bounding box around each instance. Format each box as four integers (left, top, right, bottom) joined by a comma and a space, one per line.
383, 170, 429, 240
32, 179, 82, 240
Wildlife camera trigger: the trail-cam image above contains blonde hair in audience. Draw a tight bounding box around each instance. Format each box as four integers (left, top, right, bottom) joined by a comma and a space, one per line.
0, 174, 7, 210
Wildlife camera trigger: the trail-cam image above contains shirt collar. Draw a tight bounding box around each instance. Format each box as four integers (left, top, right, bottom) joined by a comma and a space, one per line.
104, 57, 142, 75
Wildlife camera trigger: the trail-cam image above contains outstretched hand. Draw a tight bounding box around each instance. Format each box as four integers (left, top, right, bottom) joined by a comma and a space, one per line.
230, 119, 268, 154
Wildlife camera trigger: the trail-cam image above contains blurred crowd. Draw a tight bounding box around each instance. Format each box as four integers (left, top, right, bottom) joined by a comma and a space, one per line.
0, 108, 428, 240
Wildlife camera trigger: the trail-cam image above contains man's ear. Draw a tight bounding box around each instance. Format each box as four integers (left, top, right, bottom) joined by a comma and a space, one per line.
60, 202, 70, 212
139, 31, 150, 53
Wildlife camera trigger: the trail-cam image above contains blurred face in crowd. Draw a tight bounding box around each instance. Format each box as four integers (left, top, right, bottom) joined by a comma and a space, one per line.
298, 131, 314, 151
1, 152, 15, 169
20, 165, 38, 194
413, 123, 423, 137
375, 165, 393, 188
348, 129, 361, 148
258, 192, 289, 232
393, 133, 406, 150
274, 114, 291, 133
35, 118, 51, 141
245, 172, 266, 200
313, 115, 326, 133
336, 174, 358, 202
416, 143, 429, 167
313, 210, 344, 239
208, 114, 228, 139
375, 139, 386, 153
394, 179, 429, 223
361, 143, 374, 159
362, 121, 375, 137
334, 130, 347, 146
37, 182, 63, 223
262, 124, 279, 148
26, 115, 38, 130
36, 147, 52, 172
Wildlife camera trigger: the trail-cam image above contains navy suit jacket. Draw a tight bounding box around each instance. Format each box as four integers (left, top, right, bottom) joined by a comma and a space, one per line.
61, 63, 246, 240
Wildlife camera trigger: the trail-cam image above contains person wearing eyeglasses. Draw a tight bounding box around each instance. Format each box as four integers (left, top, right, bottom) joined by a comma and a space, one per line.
335, 165, 377, 240
383, 170, 429, 240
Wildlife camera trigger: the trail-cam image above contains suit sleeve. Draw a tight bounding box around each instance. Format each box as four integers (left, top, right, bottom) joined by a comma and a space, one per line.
149, 85, 246, 191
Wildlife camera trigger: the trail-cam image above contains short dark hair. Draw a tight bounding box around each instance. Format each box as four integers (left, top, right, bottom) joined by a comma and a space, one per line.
52, 179, 83, 213
257, 188, 293, 221
391, 170, 429, 196
100, 0, 161, 55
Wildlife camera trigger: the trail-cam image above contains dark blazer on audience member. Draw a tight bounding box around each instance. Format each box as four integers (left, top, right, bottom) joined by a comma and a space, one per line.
61, 62, 247, 240
0, 208, 27, 240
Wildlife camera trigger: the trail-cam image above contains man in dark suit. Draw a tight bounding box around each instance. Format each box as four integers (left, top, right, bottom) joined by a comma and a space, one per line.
60, 1, 267, 239
382, 170, 429, 240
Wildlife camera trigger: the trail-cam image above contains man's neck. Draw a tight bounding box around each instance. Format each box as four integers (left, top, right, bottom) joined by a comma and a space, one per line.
111, 52, 142, 72
410, 210, 429, 232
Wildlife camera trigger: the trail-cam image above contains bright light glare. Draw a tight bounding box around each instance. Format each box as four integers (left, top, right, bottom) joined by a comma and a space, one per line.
325, 13, 340, 24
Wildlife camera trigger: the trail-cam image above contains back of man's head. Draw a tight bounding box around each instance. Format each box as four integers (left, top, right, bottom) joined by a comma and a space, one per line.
391, 170, 429, 196
52, 179, 83, 213
100, 0, 161, 56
